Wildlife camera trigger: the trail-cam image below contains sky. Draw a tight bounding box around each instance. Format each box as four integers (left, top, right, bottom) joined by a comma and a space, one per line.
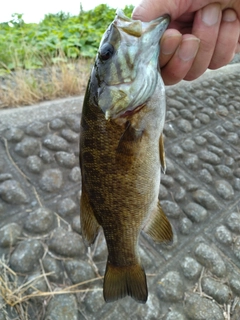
0, 0, 141, 23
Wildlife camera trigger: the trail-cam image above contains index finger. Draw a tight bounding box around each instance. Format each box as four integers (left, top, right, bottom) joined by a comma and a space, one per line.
132, 0, 234, 21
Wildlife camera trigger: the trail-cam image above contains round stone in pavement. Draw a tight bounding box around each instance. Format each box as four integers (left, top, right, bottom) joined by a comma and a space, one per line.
170, 145, 184, 158
194, 243, 226, 277
42, 255, 64, 282
48, 227, 85, 258
233, 237, 240, 262
61, 129, 79, 142
215, 180, 234, 200
174, 186, 186, 202
179, 109, 194, 121
193, 189, 219, 210
64, 259, 95, 284
10, 239, 44, 273
25, 121, 47, 137
160, 175, 174, 188
24, 207, 55, 234
166, 310, 186, 320
226, 212, 240, 233
26, 272, 48, 302
201, 277, 231, 304
194, 135, 207, 146
177, 119, 192, 133
229, 273, 240, 296
180, 257, 202, 280
69, 166, 81, 182
0, 173, 12, 182
208, 145, 224, 157
55, 151, 76, 168
26, 155, 42, 173
50, 118, 65, 130
4, 127, 24, 142
202, 132, 223, 147
157, 271, 184, 302
163, 123, 178, 138
43, 135, 68, 151
83, 290, 104, 314
184, 294, 224, 320
165, 158, 176, 174
197, 112, 210, 124
159, 184, 168, 199
184, 154, 199, 170
65, 114, 80, 132
215, 225, 233, 246
57, 198, 77, 217
0, 180, 28, 204
215, 165, 233, 179
0, 223, 22, 248
39, 149, 54, 164
39, 169, 63, 192
183, 202, 207, 223
15, 137, 41, 157
179, 217, 192, 235
45, 294, 78, 320
198, 150, 221, 165
161, 201, 182, 219
71, 215, 81, 234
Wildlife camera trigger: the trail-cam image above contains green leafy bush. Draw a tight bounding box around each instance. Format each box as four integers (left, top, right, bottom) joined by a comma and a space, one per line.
0, 4, 134, 72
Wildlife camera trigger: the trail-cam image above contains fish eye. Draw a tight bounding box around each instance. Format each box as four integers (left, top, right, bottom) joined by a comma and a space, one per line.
99, 43, 114, 61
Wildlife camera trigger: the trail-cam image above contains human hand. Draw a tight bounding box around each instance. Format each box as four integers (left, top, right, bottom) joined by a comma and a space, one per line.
132, 0, 240, 85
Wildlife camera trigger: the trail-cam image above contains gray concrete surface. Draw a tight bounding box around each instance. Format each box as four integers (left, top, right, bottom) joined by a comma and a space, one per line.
0, 63, 240, 319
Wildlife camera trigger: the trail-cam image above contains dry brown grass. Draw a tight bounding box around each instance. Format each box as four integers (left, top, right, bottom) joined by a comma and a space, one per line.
0, 258, 103, 320
0, 58, 92, 109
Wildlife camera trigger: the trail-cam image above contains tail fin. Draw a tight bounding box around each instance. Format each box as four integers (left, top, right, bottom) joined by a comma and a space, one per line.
103, 261, 148, 303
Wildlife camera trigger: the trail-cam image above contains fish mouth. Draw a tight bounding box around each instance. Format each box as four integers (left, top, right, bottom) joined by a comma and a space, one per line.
115, 9, 170, 37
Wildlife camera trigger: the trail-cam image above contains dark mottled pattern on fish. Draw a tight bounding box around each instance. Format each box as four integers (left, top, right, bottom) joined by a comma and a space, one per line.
80, 10, 172, 303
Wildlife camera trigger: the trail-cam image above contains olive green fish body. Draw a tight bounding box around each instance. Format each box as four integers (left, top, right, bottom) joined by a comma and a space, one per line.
80, 10, 173, 303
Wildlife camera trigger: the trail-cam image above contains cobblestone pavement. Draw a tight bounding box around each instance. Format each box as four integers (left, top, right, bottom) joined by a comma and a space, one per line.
0, 64, 240, 319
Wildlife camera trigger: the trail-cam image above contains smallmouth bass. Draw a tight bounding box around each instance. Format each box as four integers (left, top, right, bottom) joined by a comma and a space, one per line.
80, 9, 173, 303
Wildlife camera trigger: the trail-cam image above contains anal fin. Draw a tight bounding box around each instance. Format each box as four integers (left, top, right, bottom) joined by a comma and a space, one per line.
159, 133, 166, 174
80, 186, 100, 246
103, 261, 147, 303
143, 201, 173, 243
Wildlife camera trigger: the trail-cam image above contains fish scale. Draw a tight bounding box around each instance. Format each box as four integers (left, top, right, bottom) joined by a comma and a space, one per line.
80, 9, 173, 303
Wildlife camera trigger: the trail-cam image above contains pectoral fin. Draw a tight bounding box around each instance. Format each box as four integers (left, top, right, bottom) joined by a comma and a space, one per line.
116, 121, 143, 156
80, 186, 100, 246
143, 201, 173, 243
160, 133, 166, 174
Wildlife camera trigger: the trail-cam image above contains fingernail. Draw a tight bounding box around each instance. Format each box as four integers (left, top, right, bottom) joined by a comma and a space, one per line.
223, 9, 237, 22
161, 35, 182, 55
178, 38, 200, 62
202, 4, 220, 26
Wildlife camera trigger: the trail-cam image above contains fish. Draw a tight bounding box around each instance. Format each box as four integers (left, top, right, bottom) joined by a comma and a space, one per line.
79, 9, 173, 303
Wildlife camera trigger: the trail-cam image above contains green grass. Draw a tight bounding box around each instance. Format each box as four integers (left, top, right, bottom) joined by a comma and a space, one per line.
0, 4, 134, 108
0, 5, 134, 73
